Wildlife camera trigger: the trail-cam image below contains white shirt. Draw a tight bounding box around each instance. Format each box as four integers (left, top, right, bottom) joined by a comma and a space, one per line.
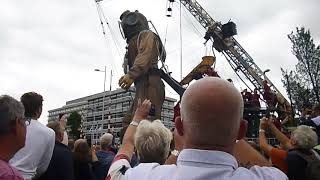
312, 116, 320, 126
108, 149, 288, 180
9, 120, 55, 180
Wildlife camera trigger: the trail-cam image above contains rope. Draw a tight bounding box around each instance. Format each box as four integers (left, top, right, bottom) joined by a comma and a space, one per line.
181, 5, 203, 37
97, 3, 124, 56
179, 0, 183, 81
93, 1, 119, 75
164, 21, 169, 47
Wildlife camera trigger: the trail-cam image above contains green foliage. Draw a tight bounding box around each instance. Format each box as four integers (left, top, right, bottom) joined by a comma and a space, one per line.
287, 27, 320, 104
281, 68, 314, 112
67, 111, 81, 139
281, 27, 320, 113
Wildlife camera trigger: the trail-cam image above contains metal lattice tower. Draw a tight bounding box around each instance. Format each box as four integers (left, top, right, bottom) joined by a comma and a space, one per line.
179, 0, 288, 103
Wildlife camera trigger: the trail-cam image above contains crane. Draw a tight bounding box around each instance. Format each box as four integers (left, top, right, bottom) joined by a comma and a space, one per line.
169, 0, 293, 120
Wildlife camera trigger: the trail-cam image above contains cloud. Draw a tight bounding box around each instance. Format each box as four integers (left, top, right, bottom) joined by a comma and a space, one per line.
1, 0, 319, 124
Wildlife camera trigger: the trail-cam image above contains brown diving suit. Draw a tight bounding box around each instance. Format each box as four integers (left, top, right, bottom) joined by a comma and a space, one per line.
122, 30, 165, 129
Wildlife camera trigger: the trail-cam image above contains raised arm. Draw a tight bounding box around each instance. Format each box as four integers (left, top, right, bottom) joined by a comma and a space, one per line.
234, 139, 272, 167
117, 99, 151, 161
268, 121, 293, 150
165, 127, 184, 165
107, 99, 151, 180
259, 117, 274, 155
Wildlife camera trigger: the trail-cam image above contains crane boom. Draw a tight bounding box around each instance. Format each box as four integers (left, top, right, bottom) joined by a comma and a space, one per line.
179, 0, 291, 113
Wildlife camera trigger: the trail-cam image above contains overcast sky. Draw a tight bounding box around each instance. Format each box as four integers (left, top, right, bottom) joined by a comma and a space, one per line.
1, 0, 319, 124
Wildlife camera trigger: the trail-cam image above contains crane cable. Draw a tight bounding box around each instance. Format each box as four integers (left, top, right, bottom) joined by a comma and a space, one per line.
179, 0, 183, 81
173, 2, 210, 58
96, 1, 124, 56
180, 4, 203, 38
94, 0, 125, 75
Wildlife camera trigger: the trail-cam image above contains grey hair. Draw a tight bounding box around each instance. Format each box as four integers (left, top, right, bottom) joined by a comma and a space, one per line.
134, 120, 172, 165
291, 125, 318, 149
0, 95, 25, 135
100, 133, 113, 149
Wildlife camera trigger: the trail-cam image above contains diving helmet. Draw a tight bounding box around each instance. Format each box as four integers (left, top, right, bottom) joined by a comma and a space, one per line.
119, 10, 149, 41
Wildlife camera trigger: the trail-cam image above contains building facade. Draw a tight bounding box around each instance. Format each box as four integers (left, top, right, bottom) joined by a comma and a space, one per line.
48, 88, 176, 144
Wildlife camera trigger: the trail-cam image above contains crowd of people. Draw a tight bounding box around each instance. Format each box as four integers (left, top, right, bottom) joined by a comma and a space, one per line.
1, 77, 320, 180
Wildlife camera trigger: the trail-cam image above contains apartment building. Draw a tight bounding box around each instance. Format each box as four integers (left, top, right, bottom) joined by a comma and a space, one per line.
48, 88, 176, 143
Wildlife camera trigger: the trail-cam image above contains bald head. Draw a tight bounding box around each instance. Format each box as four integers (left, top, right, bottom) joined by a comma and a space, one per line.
180, 77, 244, 150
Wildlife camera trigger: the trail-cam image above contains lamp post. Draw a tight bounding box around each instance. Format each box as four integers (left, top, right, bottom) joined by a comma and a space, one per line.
285, 74, 295, 122
87, 106, 96, 144
94, 66, 107, 92
263, 69, 270, 74
94, 66, 107, 136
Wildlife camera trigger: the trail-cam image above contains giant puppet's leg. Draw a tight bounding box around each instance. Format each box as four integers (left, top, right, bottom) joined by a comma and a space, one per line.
120, 77, 146, 141
130, 75, 165, 121
120, 75, 165, 141
147, 75, 165, 120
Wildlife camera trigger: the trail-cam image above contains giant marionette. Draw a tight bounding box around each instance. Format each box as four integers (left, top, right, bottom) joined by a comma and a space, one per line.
118, 10, 166, 130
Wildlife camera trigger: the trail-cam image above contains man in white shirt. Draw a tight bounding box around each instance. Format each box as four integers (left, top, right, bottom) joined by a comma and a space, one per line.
10, 92, 55, 180
108, 77, 288, 180
301, 104, 320, 144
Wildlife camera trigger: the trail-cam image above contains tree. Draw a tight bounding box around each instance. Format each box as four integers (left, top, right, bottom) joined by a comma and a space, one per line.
67, 111, 81, 139
288, 27, 320, 104
281, 68, 314, 112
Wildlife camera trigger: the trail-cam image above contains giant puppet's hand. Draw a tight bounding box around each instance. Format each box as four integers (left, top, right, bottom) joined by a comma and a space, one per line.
119, 74, 134, 90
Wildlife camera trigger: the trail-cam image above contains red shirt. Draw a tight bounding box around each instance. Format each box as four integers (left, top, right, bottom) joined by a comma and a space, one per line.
270, 148, 288, 174
0, 159, 23, 180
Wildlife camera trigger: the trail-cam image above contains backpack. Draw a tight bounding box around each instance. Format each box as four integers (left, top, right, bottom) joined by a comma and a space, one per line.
295, 149, 320, 180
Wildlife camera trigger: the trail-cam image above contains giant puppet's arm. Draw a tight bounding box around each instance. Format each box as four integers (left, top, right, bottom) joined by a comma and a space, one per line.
128, 31, 159, 80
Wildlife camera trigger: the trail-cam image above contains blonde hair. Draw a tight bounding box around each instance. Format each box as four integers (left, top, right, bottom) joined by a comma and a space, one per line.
134, 120, 172, 164
291, 125, 318, 149
100, 133, 113, 149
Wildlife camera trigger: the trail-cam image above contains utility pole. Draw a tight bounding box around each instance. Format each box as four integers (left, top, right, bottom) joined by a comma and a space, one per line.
102, 66, 106, 124
110, 70, 113, 91
94, 66, 107, 140
285, 74, 295, 122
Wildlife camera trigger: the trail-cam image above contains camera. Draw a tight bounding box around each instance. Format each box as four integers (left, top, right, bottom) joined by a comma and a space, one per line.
149, 104, 156, 117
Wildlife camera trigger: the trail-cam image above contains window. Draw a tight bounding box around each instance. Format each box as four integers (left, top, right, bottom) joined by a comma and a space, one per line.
123, 102, 130, 107
116, 104, 122, 109
95, 115, 102, 121
116, 114, 123, 118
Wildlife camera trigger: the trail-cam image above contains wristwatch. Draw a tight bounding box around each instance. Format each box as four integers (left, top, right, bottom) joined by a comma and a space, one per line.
130, 120, 139, 126
171, 149, 180, 157
259, 129, 266, 133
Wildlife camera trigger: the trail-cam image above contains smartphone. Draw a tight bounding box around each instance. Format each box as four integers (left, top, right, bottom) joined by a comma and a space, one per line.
265, 109, 270, 118
149, 104, 156, 117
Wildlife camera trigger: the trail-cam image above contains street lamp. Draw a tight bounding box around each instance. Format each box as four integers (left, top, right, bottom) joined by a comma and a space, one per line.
94, 66, 107, 138
94, 67, 113, 137
263, 69, 270, 74
284, 74, 295, 121
262, 69, 271, 83
94, 66, 107, 92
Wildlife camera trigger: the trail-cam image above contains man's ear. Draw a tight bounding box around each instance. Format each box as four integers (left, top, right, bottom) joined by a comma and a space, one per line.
237, 119, 248, 140
290, 139, 297, 146
11, 118, 20, 135
37, 106, 43, 118
174, 116, 184, 136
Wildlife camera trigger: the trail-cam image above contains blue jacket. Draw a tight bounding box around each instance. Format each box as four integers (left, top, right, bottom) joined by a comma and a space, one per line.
96, 150, 115, 179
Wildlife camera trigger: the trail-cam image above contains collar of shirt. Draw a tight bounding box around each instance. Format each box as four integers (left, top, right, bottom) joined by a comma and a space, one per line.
177, 149, 238, 169
311, 116, 320, 126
